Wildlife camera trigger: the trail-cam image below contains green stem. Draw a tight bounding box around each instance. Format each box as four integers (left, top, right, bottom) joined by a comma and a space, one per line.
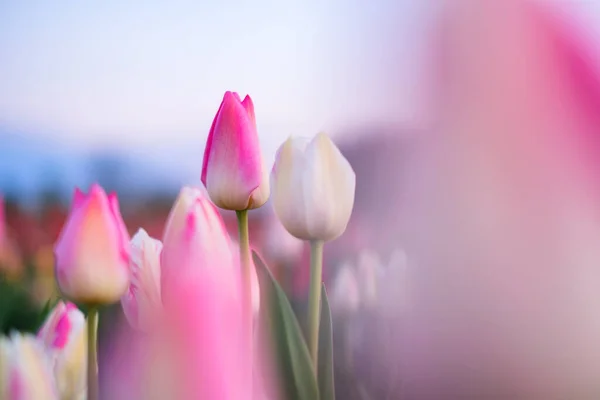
236, 210, 253, 372
87, 308, 98, 400
307, 239, 324, 372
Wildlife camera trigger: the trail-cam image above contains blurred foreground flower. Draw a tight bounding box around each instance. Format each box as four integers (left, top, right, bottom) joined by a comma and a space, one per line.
54, 184, 130, 305
230, 240, 260, 316
0, 333, 58, 399
38, 301, 87, 400
121, 229, 162, 332
202, 91, 269, 211
161, 186, 235, 301
271, 133, 356, 241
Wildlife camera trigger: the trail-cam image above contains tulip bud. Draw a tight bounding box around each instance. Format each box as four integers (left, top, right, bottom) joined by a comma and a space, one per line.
201, 91, 270, 211
357, 250, 382, 308
0, 334, 59, 400
330, 263, 360, 314
271, 133, 356, 241
161, 186, 236, 302
121, 228, 163, 332
38, 301, 87, 399
54, 184, 130, 305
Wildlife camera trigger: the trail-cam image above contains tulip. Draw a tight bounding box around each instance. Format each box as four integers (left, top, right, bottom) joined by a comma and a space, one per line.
161, 186, 235, 301
54, 184, 130, 305
38, 301, 87, 400
121, 228, 163, 332
330, 263, 360, 314
272, 133, 356, 367
201, 91, 269, 211
271, 133, 356, 242
0, 333, 59, 400
357, 250, 383, 308
151, 264, 251, 400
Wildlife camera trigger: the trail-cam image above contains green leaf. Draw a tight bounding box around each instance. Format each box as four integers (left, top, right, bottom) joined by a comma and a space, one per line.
253, 251, 320, 400
318, 284, 335, 400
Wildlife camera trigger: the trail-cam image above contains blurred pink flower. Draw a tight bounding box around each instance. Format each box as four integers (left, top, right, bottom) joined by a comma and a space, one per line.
201, 91, 269, 211
38, 301, 87, 399
161, 186, 236, 302
54, 184, 130, 305
401, 0, 600, 397
121, 228, 163, 332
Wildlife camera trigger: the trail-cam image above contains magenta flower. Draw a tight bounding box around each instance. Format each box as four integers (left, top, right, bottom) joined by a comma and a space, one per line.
54, 184, 130, 305
201, 91, 270, 211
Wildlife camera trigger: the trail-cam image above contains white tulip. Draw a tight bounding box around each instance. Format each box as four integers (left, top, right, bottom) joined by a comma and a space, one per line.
271, 133, 356, 242
357, 250, 382, 308
121, 228, 163, 332
330, 263, 360, 314
0, 334, 59, 400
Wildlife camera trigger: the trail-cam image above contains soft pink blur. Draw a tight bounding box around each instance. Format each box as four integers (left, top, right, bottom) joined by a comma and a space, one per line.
103, 238, 270, 400
399, 0, 600, 397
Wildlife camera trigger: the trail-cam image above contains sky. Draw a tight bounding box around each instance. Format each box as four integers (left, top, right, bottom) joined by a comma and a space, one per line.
0, 0, 431, 160
0, 0, 599, 191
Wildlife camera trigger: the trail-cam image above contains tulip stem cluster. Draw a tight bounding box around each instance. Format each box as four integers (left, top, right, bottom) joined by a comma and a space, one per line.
87, 307, 99, 400
307, 239, 324, 371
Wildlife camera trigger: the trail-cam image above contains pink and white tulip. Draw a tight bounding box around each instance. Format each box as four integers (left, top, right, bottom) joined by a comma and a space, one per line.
271, 133, 356, 241
54, 184, 130, 305
161, 186, 236, 302
201, 91, 270, 211
0, 334, 58, 400
38, 301, 87, 400
121, 228, 163, 332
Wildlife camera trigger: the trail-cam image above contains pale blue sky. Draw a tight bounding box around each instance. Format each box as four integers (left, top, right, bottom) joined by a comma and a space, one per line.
0, 0, 430, 159
0, 0, 598, 181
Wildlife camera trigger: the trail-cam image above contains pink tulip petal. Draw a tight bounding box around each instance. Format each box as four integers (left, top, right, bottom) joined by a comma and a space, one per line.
201, 94, 227, 186
242, 95, 256, 128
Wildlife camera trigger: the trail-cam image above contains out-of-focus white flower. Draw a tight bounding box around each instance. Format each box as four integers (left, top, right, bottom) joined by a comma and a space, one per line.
357, 250, 383, 308
121, 228, 163, 332
379, 249, 410, 317
0, 333, 59, 400
330, 263, 360, 314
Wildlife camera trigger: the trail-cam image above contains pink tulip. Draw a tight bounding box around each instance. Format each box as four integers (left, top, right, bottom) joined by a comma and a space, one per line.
400, 0, 600, 397
54, 184, 130, 305
161, 186, 235, 302
38, 301, 87, 399
201, 91, 270, 211
157, 265, 251, 399
121, 228, 163, 332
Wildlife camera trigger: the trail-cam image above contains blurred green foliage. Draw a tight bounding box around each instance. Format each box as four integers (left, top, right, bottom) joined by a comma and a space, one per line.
0, 274, 53, 335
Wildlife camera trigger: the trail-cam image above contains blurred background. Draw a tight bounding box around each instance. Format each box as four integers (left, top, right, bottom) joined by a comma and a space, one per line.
3, 0, 600, 399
